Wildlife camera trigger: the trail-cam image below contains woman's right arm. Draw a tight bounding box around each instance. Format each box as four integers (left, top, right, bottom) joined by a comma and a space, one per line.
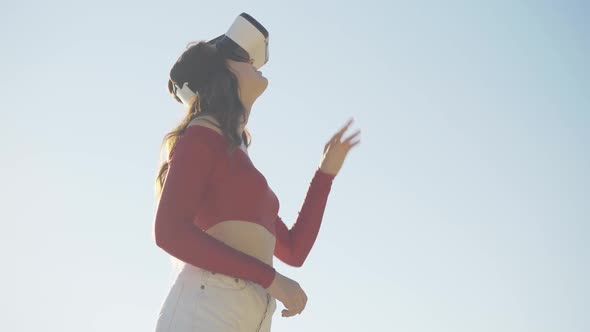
153, 131, 277, 289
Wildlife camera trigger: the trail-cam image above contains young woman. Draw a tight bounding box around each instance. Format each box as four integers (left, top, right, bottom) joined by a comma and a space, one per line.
153, 40, 360, 331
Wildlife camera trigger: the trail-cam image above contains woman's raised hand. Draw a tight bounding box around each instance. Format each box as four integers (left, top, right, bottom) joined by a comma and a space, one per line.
319, 117, 361, 176
266, 271, 308, 317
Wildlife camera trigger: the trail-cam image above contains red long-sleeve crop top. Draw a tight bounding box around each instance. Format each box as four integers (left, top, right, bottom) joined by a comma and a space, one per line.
153, 124, 336, 289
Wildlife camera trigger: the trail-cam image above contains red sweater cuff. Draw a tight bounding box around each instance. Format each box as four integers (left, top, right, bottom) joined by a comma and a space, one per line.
316, 167, 336, 182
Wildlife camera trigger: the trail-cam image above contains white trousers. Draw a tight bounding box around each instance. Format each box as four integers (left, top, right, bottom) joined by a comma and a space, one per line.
154, 263, 277, 332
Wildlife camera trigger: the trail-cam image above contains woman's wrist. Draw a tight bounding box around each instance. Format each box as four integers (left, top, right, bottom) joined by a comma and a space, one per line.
317, 166, 337, 177
265, 269, 279, 290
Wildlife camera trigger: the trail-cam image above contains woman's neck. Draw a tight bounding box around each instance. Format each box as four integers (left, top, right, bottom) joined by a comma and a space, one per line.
196, 114, 247, 140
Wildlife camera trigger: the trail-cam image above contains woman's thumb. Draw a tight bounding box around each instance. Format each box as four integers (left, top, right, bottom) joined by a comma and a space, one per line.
281, 309, 297, 317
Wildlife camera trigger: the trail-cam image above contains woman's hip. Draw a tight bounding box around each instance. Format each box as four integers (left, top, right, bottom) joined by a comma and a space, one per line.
154, 263, 277, 331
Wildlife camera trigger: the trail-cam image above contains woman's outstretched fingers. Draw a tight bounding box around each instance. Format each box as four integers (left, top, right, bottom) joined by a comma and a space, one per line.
333, 117, 354, 142
319, 117, 361, 176
343, 129, 361, 147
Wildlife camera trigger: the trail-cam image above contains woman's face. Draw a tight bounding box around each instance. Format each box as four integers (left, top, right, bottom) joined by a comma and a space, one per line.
226, 58, 268, 104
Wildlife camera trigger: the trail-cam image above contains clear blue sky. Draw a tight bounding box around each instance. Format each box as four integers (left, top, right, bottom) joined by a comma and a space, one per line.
2, 0, 588, 331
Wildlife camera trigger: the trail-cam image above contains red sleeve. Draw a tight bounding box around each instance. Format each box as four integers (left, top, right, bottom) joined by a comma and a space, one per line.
153, 131, 277, 289
274, 167, 336, 266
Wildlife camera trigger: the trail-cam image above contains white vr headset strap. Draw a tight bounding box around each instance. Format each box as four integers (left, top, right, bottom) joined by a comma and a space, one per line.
174, 82, 197, 106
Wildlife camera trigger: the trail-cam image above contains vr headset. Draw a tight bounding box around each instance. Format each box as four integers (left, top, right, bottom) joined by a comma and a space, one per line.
209, 12, 269, 69
174, 13, 269, 106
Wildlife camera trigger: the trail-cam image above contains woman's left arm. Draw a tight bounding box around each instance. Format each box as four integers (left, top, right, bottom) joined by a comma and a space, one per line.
274, 167, 335, 266
274, 118, 361, 266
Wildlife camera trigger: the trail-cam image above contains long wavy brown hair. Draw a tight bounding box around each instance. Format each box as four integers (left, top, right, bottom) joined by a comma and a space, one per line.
155, 40, 252, 198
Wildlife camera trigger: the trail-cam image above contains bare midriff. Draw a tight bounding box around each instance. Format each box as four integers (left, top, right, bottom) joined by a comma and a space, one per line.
188, 116, 276, 267
205, 221, 275, 267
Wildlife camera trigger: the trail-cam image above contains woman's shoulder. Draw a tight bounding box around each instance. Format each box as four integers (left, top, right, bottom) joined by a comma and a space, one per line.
171, 118, 225, 158
187, 116, 223, 135
182, 116, 225, 141
183, 115, 247, 155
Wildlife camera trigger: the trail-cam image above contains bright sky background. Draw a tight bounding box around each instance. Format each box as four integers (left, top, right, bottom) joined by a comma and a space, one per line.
2, 0, 588, 331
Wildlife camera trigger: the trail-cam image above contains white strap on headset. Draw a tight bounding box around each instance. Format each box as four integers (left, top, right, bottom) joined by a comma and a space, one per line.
174, 81, 198, 106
